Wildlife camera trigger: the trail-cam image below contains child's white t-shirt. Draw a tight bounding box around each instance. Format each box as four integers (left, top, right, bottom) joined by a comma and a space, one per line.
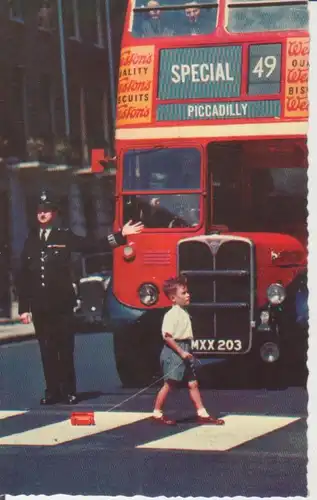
161, 304, 193, 340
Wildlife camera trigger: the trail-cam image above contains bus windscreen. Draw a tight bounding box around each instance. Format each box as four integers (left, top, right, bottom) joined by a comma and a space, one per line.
132, 0, 218, 37
122, 147, 201, 190
122, 147, 202, 228
227, 0, 308, 33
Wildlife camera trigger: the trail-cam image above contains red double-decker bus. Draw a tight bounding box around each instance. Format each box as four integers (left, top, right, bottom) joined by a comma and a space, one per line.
106, 0, 309, 386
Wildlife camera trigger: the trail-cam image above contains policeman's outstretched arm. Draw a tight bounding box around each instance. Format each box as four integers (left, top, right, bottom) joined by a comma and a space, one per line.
105, 221, 144, 250
122, 220, 144, 236
68, 220, 144, 253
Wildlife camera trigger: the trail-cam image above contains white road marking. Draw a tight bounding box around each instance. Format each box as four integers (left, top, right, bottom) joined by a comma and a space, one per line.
0, 411, 28, 419
137, 414, 301, 451
0, 411, 152, 446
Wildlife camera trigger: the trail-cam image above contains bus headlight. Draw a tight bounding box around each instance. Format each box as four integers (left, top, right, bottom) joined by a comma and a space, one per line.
260, 342, 280, 363
123, 245, 135, 261
138, 283, 159, 306
267, 283, 286, 305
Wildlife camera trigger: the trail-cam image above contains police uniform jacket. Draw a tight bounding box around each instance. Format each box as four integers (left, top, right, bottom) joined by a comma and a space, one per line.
18, 228, 126, 316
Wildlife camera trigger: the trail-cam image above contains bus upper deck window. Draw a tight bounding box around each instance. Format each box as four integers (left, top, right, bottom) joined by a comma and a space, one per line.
227, 0, 309, 33
132, 0, 218, 38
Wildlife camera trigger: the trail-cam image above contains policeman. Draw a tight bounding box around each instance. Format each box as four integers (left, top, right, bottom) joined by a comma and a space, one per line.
18, 190, 144, 405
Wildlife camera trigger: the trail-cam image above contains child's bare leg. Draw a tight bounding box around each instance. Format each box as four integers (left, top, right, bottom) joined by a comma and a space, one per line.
188, 380, 206, 413
188, 380, 225, 425
153, 380, 176, 425
154, 381, 172, 413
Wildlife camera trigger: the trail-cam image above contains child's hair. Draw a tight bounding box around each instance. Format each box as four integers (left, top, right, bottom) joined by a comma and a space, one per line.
163, 275, 188, 299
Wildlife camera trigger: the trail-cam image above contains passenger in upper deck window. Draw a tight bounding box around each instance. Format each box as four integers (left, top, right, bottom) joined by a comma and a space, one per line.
181, 1, 205, 35
142, 0, 174, 37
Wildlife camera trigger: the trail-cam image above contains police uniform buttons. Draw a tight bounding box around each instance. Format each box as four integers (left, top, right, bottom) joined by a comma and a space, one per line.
41, 266, 44, 270
42, 283, 45, 287
41, 275, 44, 278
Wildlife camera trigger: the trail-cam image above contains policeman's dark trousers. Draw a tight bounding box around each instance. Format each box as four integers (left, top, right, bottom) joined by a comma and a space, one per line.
32, 312, 76, 397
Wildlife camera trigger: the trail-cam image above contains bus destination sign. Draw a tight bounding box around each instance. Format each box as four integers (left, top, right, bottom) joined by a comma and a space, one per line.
159, 46, 242, 100
157, 45, 283, 121
157, 100, 280, 121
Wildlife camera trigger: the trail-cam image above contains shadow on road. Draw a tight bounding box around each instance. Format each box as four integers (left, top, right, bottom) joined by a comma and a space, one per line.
125, 357, 308, 391
76, 391, 107, 402
196, 358, 308, 391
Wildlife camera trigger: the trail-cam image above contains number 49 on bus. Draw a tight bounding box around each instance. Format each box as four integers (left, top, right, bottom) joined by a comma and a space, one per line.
252, 56, 277, 78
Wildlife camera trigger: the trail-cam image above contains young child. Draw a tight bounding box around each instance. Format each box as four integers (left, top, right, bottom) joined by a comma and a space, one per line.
152, 275, 225, 426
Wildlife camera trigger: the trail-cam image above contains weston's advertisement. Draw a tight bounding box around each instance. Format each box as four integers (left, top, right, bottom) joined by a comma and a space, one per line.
284, 37, 309, 118
116, 45, 155, 126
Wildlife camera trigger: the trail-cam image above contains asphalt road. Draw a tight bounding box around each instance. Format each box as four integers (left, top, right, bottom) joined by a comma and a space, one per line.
0, 332, 308, 497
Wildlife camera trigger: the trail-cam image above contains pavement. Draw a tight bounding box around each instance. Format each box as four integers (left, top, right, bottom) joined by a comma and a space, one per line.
0, 302, 104, 343
0, 302, 33, 343
0, 322, 35, 343
0, 332, 308, 496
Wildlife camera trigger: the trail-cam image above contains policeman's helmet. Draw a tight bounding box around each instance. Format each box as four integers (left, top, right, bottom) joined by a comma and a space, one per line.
37, 190, 59, 212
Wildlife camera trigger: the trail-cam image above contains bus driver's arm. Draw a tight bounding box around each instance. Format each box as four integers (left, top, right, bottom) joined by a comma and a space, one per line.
163, 332, 193, 360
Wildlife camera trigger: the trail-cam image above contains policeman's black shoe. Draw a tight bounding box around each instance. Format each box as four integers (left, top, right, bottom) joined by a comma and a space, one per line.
66, 394, 78, 405
40, 394, 61, 405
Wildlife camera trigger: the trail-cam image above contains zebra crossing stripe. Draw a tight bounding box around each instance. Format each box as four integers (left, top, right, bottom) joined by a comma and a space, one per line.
137, 414, 301, 451
0, 411, 152, 446
0, 411, 27, 420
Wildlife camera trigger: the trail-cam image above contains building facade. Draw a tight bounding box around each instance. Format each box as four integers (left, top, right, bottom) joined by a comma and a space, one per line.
0, 0, 125, 318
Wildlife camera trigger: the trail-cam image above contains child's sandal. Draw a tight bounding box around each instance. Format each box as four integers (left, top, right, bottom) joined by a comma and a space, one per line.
197, 416, 225, 425
152, 415, 177, 426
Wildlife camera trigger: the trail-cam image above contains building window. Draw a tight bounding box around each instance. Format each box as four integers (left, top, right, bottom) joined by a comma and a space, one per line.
57, 192, 70, 227
68, 83, 84, 165
9, 0, 24, 22
77, 0, 93, 44
39, 73, 55, 157
95, 0, 104, 47
11, 66, 28, 159
85, 87, 107, 156
63, 0, 80, 40
80, 178, 95, 238
102, 92, 110, 147
80, 87, 88, 164
38, 0, 55, 31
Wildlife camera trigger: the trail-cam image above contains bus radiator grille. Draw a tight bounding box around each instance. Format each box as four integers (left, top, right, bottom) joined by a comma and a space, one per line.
178, 238, 253, 345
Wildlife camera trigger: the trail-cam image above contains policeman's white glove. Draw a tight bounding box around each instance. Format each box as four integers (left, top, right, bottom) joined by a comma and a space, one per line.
20, 312, 32, 324
122, 220, 144, 236
150, 197, 160, 207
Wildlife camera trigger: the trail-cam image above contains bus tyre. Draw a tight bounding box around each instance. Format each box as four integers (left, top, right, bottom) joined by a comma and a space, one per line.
113, 327, 162, 388
258, 358, 288, 389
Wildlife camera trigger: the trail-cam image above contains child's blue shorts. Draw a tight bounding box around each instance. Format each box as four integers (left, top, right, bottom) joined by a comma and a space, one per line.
160, 340, 197, 383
